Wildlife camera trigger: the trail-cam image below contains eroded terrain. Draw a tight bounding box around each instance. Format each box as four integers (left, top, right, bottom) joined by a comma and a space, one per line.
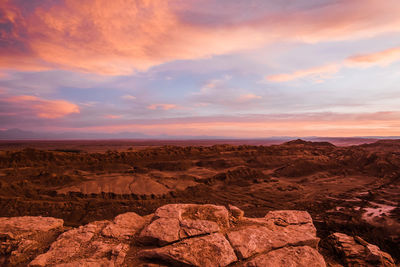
0, 139, 399, 261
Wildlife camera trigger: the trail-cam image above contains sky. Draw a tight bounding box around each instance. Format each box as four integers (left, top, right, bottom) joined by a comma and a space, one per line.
0, 0, 400, 138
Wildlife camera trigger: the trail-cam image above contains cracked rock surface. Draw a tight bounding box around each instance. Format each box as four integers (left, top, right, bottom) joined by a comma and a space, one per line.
0, 216, 63, 266
0, 203, 395, 266
327, 232, 396, 267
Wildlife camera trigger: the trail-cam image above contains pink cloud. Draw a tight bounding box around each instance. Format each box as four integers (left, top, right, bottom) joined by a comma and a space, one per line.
104, 114, 122, 119
237, 94, 262, 102
346, 47, 400, 67
147, 104, 178, 110
267, 45, 400, 82
266, 64, 340, 82
6, 95, 80, 118
0, 0, 399, 75
52, 111, 400, 137
121, 95, 136, 100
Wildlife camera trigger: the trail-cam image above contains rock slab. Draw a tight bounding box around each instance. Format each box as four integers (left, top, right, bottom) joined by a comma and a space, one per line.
139, 233, 237, 267
327, 232, 395, 267
29, 211, 145, 266
139, 204, 226, 245
0, 216, 63, 266
227, 210, 319, 259
245, 246, 326, 267
6, 204, 394, 266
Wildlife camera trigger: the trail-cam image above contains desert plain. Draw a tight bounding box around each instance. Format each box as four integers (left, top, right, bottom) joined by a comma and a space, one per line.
0, 138, 399, 264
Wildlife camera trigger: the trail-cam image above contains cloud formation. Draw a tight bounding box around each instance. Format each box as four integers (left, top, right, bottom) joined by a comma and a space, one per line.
121, 95, 136, 100
104, 114, 121, 119
267, 46, 400, 82
4, 95, 79, 118
267, 64, 340, 82
37, 111, 400, 137
346, 47, 400, 67
147, 104, 178, 111
1, 0, 400, 75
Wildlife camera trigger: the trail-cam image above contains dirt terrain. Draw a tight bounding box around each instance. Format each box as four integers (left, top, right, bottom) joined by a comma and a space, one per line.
0, 139, 399, 262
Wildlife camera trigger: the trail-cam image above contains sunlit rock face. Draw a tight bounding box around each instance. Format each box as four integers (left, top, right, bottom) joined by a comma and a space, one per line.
0, 203, 395, 266
0, 216, 64, 266
327, 232, 396, 267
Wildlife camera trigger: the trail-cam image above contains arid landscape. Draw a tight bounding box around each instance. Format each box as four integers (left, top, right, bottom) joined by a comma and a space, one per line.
0, 139, 399, 265
2, 0, 400, 265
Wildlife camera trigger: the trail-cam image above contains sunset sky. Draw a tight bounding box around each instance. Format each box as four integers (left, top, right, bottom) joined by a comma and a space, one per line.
1, 0, 400, 137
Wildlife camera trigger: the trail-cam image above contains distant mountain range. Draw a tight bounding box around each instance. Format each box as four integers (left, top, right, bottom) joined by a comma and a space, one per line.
0, 129, 399, 145
0, 128, 227, 140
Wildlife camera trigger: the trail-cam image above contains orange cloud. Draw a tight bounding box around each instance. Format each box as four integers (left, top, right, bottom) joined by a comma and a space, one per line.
346, 47, 400, 67
6, 95, 80, 118
267, 45, 400, 82
104, 114, 122, 119
0, 0, 400, 75
266, 64, 340, 82
237, 94, 262, 102
147, 104, 178, 110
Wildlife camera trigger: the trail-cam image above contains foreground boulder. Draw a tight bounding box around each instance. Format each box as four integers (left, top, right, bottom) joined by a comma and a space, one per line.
29, 212, 146, 267
139, 233, 237, 266
327, 232, 395, 267
227, 210, 319, 259
245, 246, 326, 267
0, 204, 331, 266
135, 204, 325, 266
139, 204, 228, 245
0, 216, 64, 266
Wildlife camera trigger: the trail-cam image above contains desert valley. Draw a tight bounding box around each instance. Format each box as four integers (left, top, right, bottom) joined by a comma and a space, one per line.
0, 139, 399, 265
2, 0, 400, 265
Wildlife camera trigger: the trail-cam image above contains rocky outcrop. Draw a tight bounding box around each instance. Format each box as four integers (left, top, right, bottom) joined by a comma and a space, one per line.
327, 232, 396, 267
136, 205, 325, 266
1, 203, 371, 266
139, 233, 237, 266
245, 246, 326, 267
29, 211, 147, 267
139, 204, 228, 246
0, 216, 63, 266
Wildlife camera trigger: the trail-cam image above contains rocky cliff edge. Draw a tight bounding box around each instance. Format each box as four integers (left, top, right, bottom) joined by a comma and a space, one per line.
0, 204, 395, 266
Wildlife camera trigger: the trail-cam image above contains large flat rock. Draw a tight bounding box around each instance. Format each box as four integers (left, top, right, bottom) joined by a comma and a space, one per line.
139, 233, 237, 267
265, 210, 313, 225
139, 204, 226, 245
328, 232, 395, 267
227, 210, 319, 259
244, 246, 326, 267
0, 216, 64, 266
0, 204, 334, 267
29, 217, 135, 266
101, 212, 146, 240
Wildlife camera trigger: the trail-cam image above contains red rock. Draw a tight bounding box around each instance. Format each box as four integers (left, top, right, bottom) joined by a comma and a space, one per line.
244, 246, 326, 267
139, 218, 180, 245
138, 233, 237, 267
227, 210, 319, 259
139, 204, 225, 245
328, 232, 395, 267
0, 216, 63, 266
101, 212, 146, 240
265, 210, 313, 225
228, 204, 244, 220
29, 221, 129, 266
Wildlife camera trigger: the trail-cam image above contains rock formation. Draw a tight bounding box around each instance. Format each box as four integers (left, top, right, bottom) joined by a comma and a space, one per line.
0, 216, 63, 266
0, 203, 394, 266
327, 232, 396, 267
